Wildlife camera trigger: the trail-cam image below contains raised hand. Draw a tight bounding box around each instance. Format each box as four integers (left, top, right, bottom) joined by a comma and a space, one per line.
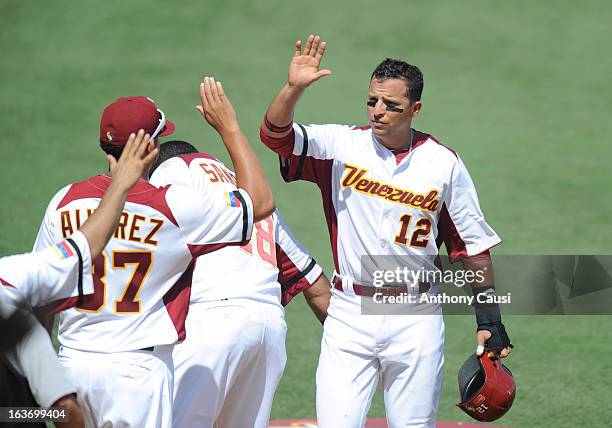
108, 129, 158, 190
196, 77, 275, 220
288, 34, 332, 89
196, 76, 240, 137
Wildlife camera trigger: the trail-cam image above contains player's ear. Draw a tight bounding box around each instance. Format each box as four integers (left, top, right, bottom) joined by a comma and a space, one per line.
107, 154, 117, 172
409, 100, 422, 118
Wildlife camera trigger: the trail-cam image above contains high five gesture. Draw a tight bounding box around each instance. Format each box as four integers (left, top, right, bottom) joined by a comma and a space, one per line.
288, 35, 332, 89
262, 35, 331, 133
197, 76, 275, 222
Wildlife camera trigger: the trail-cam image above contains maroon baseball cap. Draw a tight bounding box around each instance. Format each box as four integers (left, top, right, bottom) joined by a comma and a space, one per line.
99, 96, 176, 147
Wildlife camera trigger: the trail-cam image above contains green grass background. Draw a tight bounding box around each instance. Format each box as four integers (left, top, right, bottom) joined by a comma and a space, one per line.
1, 0, 611, 426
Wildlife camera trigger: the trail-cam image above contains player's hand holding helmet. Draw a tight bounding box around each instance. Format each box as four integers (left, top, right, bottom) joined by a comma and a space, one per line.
477, 321, 513, 358
472, 287, 513, 358
462, 269, 515, 421
196, 76, 240, 137
288, 34, 332, 89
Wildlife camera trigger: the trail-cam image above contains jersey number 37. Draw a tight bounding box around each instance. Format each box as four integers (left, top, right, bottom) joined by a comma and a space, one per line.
76, 251, 152, 314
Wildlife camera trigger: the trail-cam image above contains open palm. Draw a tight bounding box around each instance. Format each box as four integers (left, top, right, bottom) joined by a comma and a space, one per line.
288, 34, 332, 89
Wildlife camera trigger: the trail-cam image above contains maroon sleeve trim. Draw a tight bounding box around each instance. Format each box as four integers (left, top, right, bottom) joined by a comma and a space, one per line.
462, 250, 491, 263
281, 258, 317, 289
260, 126, 295, 157
276, 239, 319, 306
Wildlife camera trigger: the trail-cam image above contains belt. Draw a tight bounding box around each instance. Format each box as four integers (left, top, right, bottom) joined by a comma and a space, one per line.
332, 278, 429, 297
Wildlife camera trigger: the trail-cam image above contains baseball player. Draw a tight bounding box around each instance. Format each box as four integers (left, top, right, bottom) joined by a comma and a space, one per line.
33, 77, 275, 427
259, 35, 512, 427
148, 140, 331, 428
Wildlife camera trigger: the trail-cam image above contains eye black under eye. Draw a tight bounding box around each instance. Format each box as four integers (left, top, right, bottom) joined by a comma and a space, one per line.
385, 104, 403, 113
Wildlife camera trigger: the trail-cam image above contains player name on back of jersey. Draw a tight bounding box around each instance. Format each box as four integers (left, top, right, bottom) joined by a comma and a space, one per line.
58, 208, 164, 246
341, 164, 440, 212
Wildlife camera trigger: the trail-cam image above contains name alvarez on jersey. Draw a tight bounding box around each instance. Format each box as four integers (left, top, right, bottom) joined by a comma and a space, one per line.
58, 209, 164, 246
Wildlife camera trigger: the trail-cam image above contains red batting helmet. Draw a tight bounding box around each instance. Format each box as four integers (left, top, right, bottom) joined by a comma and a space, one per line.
457, 352, 516, 422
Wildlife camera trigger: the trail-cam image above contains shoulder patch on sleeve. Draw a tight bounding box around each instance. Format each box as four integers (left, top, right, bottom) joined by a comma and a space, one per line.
53, 240, 75, 259
225, 191, 242, 208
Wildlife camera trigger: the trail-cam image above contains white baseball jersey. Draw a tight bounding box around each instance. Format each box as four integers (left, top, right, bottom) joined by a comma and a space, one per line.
263, 122, 500, 427
34, 175, 253, 352
150, 153, 323, 307
0, 231, 92, 317
265, 124, 501, 281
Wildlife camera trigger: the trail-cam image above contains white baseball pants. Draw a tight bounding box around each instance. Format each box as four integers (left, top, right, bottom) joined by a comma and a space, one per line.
172, 299, 287, 428
316, 288, 445, 428
58, 345, 174, 428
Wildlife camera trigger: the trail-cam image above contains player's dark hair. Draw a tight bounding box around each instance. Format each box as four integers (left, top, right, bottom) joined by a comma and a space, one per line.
149, 140, 198, 174
371, 58, 424, 102
100, 141, 124, 161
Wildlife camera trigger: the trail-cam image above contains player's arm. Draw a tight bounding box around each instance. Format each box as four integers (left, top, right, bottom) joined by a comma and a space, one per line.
31, 187, 69, 333
6, 310, 83, 424
33, 307, 54, 335
52, 394, 85, 428
261, 34, 331, 156
275, 211, 328, 319
197, 76, 274, 222
303, 273, 331, 323
31, 198, 63, 334
439, 156, 511, 358
461, 252, 512, 358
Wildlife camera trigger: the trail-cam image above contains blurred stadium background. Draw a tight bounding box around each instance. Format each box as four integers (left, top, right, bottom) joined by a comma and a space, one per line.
1, 1, 611, 426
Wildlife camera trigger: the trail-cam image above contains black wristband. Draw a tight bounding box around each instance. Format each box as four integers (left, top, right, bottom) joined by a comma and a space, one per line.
264, 115, 293, 132
472, 287, 512, 351
472, 286, 501, 325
